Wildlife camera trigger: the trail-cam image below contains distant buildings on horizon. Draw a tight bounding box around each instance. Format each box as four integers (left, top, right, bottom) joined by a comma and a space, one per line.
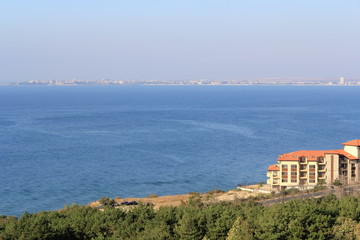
339, 76, 346, 85
2, 77, 360, 86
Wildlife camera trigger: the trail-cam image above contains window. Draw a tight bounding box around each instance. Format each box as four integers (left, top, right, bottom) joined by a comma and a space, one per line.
282, 164, 288, 183
291, 179, 297, 183
282, 168, 288, 182
309, 179, 316, 183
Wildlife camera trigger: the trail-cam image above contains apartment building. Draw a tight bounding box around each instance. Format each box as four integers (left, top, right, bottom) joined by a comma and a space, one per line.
267, 140, 360, 191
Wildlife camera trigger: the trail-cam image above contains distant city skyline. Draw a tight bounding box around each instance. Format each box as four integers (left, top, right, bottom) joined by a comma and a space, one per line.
5, 76, 360, 87
1, 0, 359, 83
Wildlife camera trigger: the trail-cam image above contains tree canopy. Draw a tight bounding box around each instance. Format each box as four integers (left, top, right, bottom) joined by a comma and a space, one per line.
2, 194, 360, 239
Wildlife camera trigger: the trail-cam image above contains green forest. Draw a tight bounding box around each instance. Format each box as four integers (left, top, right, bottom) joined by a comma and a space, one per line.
2, 194, 360, 240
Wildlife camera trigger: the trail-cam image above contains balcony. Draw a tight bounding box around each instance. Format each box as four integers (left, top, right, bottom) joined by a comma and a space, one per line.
299, 157, 307, 164
300, 166, 307, 171
318, 168, 326, 172
339, 158, 347, 164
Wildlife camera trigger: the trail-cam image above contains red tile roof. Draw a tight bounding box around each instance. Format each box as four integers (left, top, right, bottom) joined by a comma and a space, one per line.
324, 149, 358, 160
278, 149, 359, 161
278, 150, 326, 161
268, 164, 280, 171
342, 139, 360, 147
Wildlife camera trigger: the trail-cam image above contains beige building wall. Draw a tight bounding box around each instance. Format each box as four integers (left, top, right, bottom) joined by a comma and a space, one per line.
344, 145, 360, 158
325, 154, 339, 185
307, 163, 318, 185
279, 161, 299, 188
267, 170, 280, 187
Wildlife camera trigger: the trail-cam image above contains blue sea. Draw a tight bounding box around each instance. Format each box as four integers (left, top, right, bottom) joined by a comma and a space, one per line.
0, 85, 359, 216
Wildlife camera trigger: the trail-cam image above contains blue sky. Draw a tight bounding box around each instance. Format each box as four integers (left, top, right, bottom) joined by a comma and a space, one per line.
1, 0, 359, 82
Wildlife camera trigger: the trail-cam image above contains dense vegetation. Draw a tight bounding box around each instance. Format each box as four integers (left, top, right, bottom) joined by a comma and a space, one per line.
2, 194, 360, 240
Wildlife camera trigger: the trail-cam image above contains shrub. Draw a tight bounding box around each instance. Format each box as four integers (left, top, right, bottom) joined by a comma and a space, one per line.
147, 193, 158, 198
285, 188, 300, 195
206, 189, 225, 194
333, 179, 342, 187
99, 197, 116, 207
189, 192, 200, 195
188, 192, 203, 207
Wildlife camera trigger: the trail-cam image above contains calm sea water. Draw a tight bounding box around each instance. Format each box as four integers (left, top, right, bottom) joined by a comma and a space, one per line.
0, 85, 360, 216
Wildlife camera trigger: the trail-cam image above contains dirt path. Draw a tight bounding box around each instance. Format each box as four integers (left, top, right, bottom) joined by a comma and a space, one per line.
89, 190, 267, 209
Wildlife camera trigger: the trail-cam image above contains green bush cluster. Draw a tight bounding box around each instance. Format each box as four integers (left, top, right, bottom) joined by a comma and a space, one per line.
99, 197, 116, 207
2, 194, 360, 239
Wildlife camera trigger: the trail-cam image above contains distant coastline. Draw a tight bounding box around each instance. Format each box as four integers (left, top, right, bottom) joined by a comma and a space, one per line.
2, 78, 360, 87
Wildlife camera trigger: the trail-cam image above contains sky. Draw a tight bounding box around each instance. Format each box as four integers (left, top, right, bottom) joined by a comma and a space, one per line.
0, 0, 359, 82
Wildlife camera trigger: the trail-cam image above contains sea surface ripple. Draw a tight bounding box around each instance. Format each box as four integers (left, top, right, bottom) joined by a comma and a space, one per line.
0, 85, 359, 216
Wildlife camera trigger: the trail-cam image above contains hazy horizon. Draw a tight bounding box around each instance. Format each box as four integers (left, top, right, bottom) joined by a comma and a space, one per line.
1, 0, 359, 83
